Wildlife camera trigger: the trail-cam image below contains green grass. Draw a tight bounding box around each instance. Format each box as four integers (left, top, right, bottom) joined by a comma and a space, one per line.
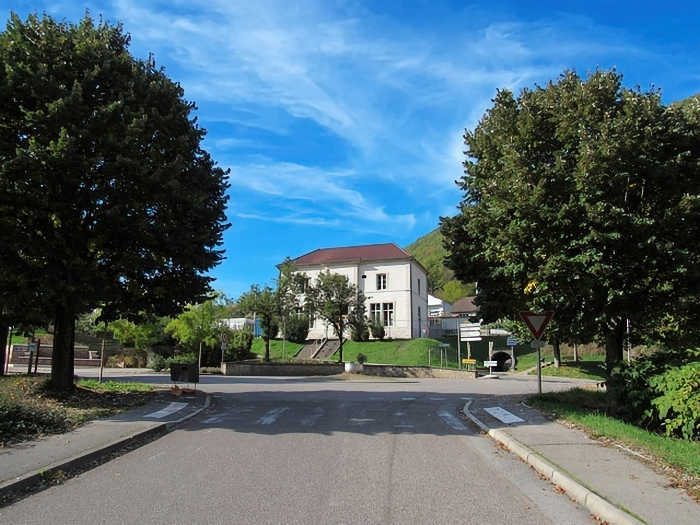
0, 375, 154, 446
529, 388, 700, 479
250, 339, 304, 360
76, 379, 153, 392
341, 338, 442, 366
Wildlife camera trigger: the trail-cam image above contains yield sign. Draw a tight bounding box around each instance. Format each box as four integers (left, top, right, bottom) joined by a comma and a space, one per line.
519, 311, 555, 341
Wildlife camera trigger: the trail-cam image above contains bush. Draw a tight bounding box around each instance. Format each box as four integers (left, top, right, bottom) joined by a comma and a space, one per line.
649, 362, 700, 440
350, 322, 369, 342
356, 352, 367, 364
612, 347, 700, 436
369, 319, 385, 340
262, 318, 280, 341
226, 330, 255, 361
286, 316, 310, 344
151, 354, 168, 372
0, 401, 69, 446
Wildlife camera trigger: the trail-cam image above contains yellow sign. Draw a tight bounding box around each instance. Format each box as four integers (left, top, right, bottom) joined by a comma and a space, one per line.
462, 359, 476, 364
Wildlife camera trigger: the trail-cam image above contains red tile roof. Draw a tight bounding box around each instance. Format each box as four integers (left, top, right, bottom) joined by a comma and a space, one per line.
451, 296, 478, 314
292, 243, 413, 266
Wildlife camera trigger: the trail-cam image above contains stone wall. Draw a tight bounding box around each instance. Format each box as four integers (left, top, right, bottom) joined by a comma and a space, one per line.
222, 361, 343, 376
221, 361, 477, 378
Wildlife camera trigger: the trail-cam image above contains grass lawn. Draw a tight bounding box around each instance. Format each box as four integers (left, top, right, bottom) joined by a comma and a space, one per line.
0, 375, 154, 447
528, 388, 700, 500
250, 338, 304, 360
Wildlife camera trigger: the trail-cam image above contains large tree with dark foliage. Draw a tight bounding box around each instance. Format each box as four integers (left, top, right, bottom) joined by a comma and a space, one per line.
441, 70, 700, 408
0, 13, 230, 390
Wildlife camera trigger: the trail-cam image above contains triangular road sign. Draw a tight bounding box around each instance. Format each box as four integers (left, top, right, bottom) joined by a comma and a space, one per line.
519, 311, 555, 341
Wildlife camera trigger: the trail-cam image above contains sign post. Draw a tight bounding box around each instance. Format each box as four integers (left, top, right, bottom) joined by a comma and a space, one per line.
220, 331, 229, 365
459, 323, 481, 369
519, 311, 554, 394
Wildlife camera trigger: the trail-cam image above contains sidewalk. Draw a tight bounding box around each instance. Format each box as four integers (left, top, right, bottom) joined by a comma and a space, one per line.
463, 396, 699, 525
0, 389, 210, 499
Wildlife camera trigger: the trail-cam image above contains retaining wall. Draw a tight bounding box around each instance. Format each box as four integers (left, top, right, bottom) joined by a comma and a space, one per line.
222, 361, 477, 378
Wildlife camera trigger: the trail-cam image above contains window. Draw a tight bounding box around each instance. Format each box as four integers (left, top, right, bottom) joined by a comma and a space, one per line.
370, 303, 382, 324
376, 273, 387, 290
417, 278, 421, 295
370, 303, 394, 327
382, 302, 394, 327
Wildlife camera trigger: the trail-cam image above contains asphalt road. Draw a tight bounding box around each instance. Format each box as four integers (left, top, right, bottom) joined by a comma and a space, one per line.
0, 374, 594, 525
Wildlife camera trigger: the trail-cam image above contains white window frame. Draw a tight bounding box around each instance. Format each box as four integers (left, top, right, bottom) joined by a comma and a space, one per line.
376, 273, 387, 290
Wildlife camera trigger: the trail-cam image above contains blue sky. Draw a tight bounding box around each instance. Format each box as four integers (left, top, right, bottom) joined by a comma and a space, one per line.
7, 1, 700, 299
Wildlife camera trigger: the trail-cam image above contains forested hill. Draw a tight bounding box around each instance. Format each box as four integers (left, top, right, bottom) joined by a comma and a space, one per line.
405, 228, 474, 302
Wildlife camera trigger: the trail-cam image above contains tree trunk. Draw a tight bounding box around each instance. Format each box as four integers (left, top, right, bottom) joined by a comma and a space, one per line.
604, 318, 625, 416
0, 325, 8, 376
552, 338, 561, 368
50, 302, 76, 392
336, 321, 344, 363
573, 343, 579, 362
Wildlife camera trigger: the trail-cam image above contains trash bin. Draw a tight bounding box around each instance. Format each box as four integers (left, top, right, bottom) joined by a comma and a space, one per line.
170, 363, 199, 383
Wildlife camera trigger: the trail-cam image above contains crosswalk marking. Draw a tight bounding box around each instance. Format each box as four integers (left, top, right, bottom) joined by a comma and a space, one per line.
301, 407, 325, 426
438, 408, 469, 431
145, 402, 188, 419
257, 407, 288, 425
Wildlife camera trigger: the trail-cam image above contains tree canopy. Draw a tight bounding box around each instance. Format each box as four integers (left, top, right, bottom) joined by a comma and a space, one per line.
0, 13, 230, 390
304, 271, 364, 363
441, 69, 700, 394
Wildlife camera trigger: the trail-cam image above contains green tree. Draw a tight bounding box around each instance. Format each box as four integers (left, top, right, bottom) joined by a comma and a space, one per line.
0, 13, 230, 390
165, 297, 231, 368
304, 271, 364, 363
441, 69, 700, 407
439, 280, 476, 304
238, 285, 279, 363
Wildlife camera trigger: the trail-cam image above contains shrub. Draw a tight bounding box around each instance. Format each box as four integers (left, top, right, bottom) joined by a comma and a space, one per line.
612, 347, 700, 434
226, 330, 255, 361
356, 352, 367, 364
369, 319, 385, 340
262, 318, 280, 341
286, 316, 310, 344
151, 354, 168, 372
649, 362, 700, 440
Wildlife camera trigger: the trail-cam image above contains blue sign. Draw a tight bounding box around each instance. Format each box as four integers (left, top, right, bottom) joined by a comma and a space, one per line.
506, 337, 519, 347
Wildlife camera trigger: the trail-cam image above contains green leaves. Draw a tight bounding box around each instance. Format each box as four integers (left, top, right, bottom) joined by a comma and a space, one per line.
441, 69, 700, 373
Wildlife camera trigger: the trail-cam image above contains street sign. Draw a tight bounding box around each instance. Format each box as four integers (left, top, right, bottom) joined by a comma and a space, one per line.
459, 323, 481, 342
506, 337, 518, 347
484, 360, 497, 367
530, 340, 546, 348
220, 331, 229, 343
462, 358, 476, 364
519, 311, 555, 341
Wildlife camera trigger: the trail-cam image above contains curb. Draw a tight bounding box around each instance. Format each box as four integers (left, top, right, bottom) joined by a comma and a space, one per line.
461, 400, 644, 525
0, 394, 211, 501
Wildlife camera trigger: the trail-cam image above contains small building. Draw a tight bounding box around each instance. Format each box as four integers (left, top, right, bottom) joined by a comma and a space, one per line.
289, 243, 429, 340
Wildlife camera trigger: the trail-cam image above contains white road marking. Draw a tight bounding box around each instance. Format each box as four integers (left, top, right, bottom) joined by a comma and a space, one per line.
430, 397, 445, 400
202, 416, 223, 424
393, 410, 405, 416
301, 407, 325, 426
257, 407, 288, 425
349, 418, 374, 425
438, 408, 469, 431
144, 402, 188, 419
483, 407, 525, 424
402, 397, 416, 401
147, 451, 166, 461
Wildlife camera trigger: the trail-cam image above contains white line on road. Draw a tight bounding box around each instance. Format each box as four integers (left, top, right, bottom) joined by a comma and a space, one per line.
257, 407, 288, 425
438, 408, 469, 432
483, 407, 525, 424
402, 397, 416, 401
301, 407, 325, 426
144, 402, 188, 419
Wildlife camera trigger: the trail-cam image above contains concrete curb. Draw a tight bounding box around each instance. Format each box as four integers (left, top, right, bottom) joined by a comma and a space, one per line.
0, 394, 211, 500
461, 400, 644, 525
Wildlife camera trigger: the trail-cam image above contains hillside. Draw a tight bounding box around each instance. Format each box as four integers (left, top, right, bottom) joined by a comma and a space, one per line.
405, 228, 474, 302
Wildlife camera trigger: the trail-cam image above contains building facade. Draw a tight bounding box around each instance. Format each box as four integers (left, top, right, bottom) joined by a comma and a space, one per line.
289, 243, 429, 340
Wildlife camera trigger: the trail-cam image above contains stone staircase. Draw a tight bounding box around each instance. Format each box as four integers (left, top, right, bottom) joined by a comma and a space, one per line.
295, 338, 343, 360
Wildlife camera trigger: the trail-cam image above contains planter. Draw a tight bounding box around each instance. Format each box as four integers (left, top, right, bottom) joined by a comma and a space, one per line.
345, 362, 363, 374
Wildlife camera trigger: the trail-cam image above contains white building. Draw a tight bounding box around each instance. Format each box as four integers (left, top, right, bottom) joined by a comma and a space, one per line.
289, 243, 429, 340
